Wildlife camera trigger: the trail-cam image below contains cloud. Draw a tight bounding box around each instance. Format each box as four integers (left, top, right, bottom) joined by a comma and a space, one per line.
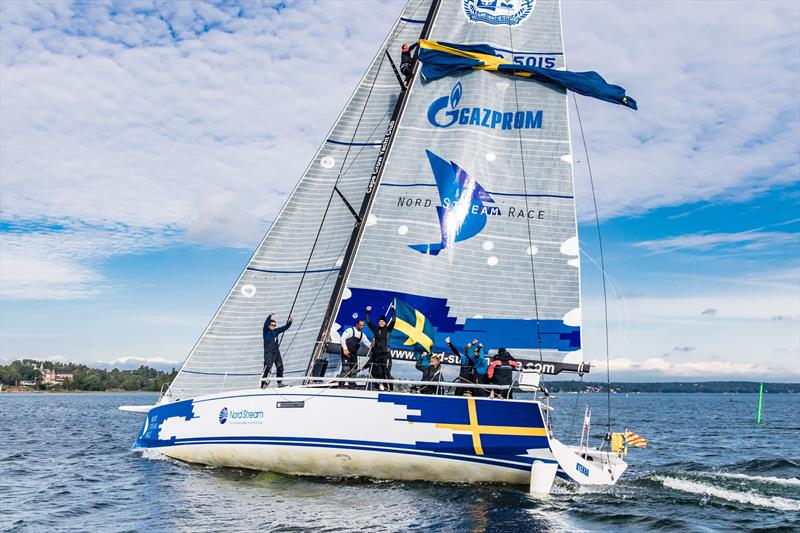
1, 0, 407, 298
97, 356, 180, 371
672, 346, 695, 352
563, 0, 799, 220
2, 0, 798, 302
593, 357, 794, 380
0, 223, 176, 299
771, 315, 797, 322
634, 228, 798, 255
701, 308, 718, 316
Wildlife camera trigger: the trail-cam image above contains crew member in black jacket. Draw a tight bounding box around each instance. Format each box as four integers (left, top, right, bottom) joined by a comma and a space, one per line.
261, 311, 293, 388
364, 305, 394, 391
399, 42, 419, 84
487, 348, 521, 398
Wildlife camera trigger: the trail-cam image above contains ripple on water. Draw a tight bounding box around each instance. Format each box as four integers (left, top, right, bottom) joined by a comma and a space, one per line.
1, 392, 799, 532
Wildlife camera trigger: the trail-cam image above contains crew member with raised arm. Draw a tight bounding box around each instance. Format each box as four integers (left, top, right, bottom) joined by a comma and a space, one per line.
363, 305, 395, 391
446, 337, 482, 397
339, 319, 371, 389
487, 347, 521, 398
399, 41, 419, 84
261, 311, 293, 388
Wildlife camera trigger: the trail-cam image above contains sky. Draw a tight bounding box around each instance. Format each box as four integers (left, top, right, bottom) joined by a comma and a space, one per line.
1, 0, 798, 381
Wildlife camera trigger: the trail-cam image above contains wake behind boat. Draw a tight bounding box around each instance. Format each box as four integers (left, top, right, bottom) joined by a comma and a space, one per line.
122, 0, 640, 492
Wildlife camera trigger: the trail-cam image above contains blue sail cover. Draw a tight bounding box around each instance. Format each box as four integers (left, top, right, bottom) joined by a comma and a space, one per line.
418, 40, 637, 110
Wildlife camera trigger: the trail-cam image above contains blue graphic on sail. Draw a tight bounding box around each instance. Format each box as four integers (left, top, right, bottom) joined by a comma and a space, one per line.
409, 150, 501, 255
336, 287, 580, 353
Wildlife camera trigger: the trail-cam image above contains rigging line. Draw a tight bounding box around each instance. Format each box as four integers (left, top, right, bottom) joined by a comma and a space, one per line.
567, 373, 585, 443
506, 25, 544, 365
275, 238, 352, 374
282, 43, 390, 341
572, 91, 613, 435
307, 0, 442, 376
330, 3, 426, 199
279, 3, 423, 349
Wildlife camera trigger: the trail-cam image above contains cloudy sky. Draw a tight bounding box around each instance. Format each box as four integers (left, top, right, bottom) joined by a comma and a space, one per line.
1, 0, 798, 380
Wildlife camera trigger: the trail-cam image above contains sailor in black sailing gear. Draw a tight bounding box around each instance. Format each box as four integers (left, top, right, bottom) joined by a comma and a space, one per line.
261, 311, 293, 388
363, 305, 394, 391
339, 319, 371, 388
400, 42, 419, 84
446, 337, 486, 397
419, 354, 443, 395
487, 348, 521, 398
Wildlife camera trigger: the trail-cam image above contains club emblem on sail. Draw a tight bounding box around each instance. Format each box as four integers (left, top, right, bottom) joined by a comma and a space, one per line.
463, 0, 535, 26
409, 151, 500, 256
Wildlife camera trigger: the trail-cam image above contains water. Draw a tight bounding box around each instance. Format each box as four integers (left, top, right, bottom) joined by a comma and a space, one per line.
1, 392, 798, 532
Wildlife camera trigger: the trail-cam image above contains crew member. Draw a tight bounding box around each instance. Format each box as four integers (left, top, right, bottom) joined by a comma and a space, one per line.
364, 305, 395, 391
446, 337, 482, 397
400, 42, 419, 84
262, 311, 293, 388
420, 354, 443, 394
339, 319, 371, 388
471, 343, 490, 397
414, 350, 433, 383
487, 347, 521, 398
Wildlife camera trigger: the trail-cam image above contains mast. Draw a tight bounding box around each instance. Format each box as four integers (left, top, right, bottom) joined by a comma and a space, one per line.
307, 0, 443, 374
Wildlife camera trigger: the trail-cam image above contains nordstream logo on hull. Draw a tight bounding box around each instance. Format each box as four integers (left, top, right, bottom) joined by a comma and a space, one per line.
463, 0, 535, 26
409, 151, 501, 256
218, 407, 264, 425
427, 82, 543, 131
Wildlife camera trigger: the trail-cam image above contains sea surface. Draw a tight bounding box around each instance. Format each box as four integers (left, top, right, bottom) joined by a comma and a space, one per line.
1, 392, 798, 532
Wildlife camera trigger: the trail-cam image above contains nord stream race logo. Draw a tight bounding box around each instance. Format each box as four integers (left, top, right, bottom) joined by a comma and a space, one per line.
427, 82, 543, 131
218, 407, 264, 425
463, 0, 535, 26
408, 151, 501, 256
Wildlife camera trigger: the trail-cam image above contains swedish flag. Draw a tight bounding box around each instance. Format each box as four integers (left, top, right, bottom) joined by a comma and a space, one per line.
392, 298, 436, 353
418, 40, 637, 110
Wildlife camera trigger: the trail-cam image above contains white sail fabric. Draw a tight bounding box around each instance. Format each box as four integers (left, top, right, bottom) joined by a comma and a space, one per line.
167, 1, 433, 401
332, 0, 582, 363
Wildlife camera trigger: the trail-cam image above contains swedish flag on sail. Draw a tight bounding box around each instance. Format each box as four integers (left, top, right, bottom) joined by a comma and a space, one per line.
392, 298, 436, 353
418, 40, 637, 110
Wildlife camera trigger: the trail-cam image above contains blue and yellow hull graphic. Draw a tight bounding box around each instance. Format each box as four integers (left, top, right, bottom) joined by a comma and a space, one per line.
134, 387, 556, 484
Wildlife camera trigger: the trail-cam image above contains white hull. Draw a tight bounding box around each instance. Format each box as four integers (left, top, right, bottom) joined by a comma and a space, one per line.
132, 386, 626, 486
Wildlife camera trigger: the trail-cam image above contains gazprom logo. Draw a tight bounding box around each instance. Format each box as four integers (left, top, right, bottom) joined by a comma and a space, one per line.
218, 407, 228, 425
463, 0, 535, 26
427, 82, 543, 131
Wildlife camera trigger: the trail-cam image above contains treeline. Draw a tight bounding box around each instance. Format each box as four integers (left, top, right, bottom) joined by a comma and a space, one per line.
546, 381, 799, 393
0, 360, 177, 391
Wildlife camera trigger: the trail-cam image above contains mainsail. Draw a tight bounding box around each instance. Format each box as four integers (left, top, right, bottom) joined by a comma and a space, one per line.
329, 0, 584, 364
166, 1, 434, 400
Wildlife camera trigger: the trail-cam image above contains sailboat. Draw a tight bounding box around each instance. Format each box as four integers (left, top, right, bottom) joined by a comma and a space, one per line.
122, 0, 637, 490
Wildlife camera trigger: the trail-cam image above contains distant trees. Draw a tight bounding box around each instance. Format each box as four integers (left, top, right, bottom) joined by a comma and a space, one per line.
0, 361, 39, 384
546, 381, 799, 393
0, 360, 177, 391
